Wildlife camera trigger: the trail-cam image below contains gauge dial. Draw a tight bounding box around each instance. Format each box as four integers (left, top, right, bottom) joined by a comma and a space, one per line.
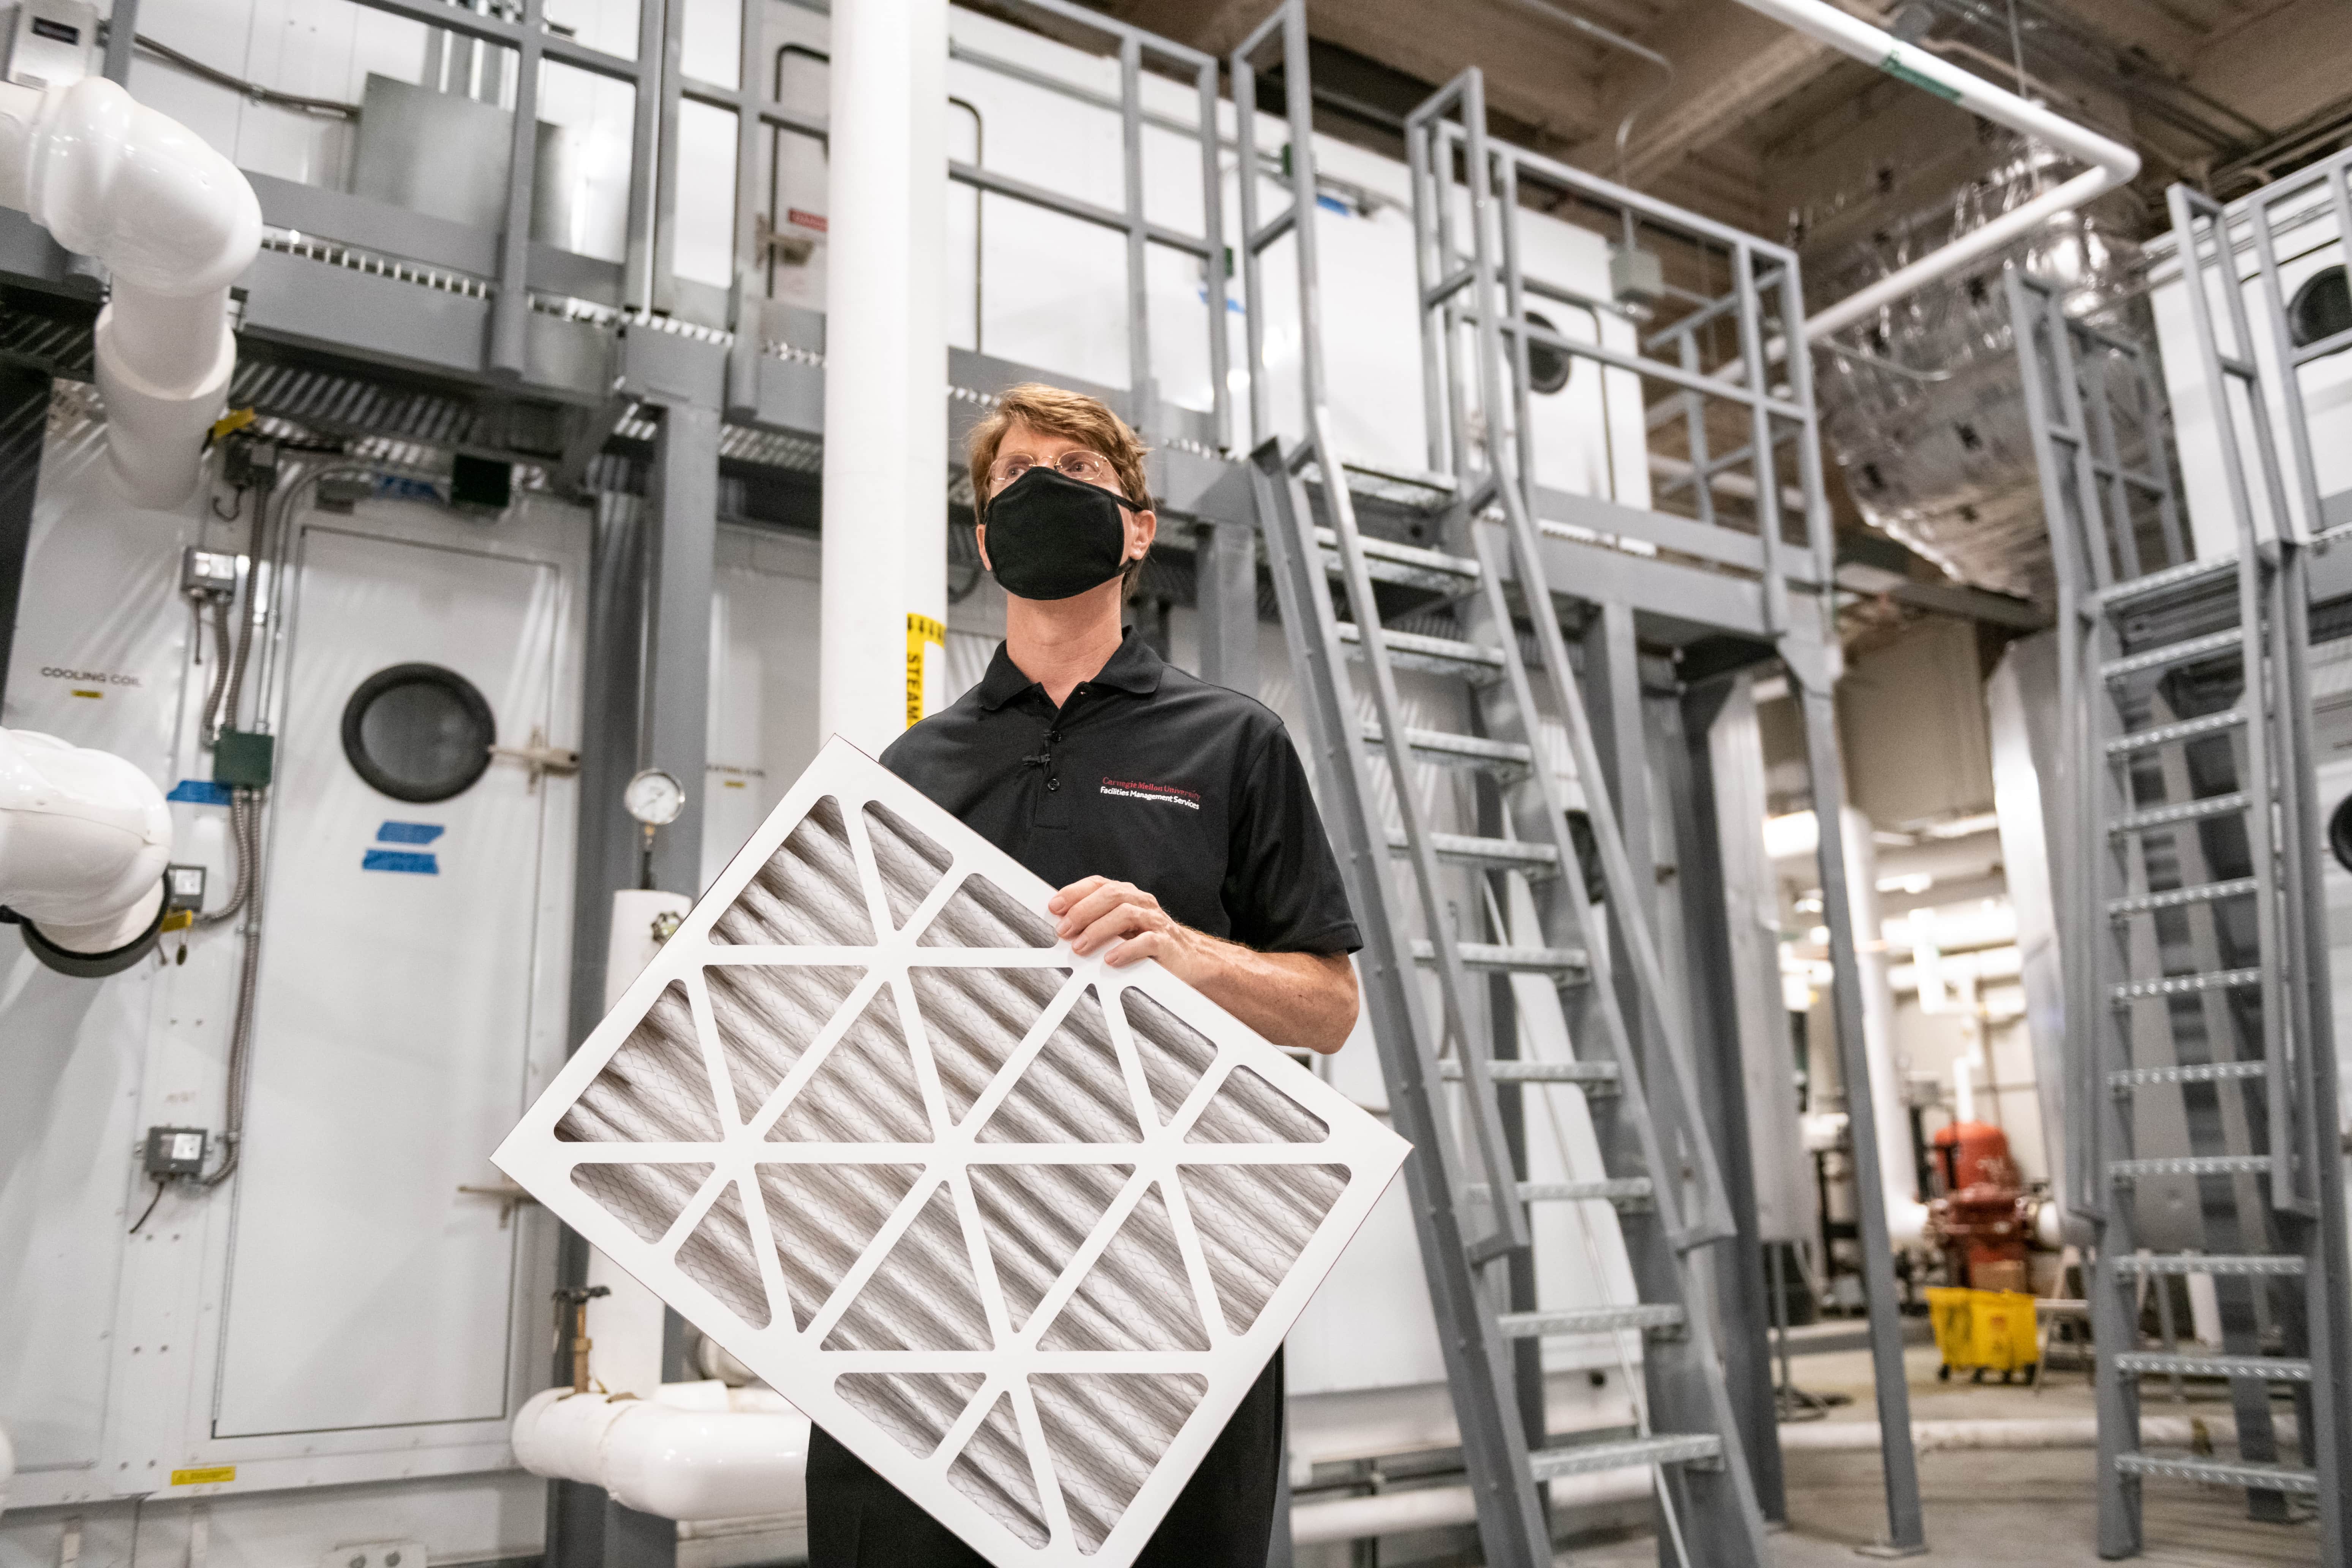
624, 767, 686, 827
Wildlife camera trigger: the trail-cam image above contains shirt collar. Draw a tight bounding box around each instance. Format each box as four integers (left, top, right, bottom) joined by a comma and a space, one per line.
974, 628, 1167, 710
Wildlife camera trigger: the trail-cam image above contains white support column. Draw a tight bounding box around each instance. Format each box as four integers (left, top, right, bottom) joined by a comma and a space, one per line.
819, 0, 949, 753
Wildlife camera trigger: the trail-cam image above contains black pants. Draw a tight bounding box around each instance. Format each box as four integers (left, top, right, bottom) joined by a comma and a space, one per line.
807, 1350, 1283, 1567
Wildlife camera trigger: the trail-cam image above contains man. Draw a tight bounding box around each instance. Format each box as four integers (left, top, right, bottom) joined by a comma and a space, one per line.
803, 382, 1361, 1566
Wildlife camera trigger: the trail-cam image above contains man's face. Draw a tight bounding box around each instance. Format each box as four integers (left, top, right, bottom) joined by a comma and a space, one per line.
975, 418, 1157, 594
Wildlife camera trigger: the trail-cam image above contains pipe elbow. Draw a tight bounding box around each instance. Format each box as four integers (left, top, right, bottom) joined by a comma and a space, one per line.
0, 728, 172, 931
14, 77, 259, 296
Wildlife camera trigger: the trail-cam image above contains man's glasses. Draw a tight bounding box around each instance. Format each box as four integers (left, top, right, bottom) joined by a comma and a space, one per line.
987, 449, 1118, 494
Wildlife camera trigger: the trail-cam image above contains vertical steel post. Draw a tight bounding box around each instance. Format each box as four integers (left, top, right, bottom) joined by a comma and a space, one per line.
490, 0, 546, 377
100, 0, 137, 83
1118, 34, 1152, 433
621, 0, 666, 313
1196, 59, 1231, 454
723, 0, 770, 419
645, 404, 718, 897
1671, 675, 1788, 1524
1796, 673, 1927, 1555
1194, 520, 1259, 697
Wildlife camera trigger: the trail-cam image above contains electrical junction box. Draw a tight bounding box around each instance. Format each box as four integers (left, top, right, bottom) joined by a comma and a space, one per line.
5, 0, 95, 89
181, 547, 239, 600
212, 730, 275, 789
163, 863, 207, 912
1609, 244, 1666, 307
143, 1126, 208, 1179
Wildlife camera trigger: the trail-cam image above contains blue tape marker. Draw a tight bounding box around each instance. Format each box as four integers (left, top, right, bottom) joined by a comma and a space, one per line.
376, 822, 446, 844
362, 849, 439, 875
1315, 193, 1350, 216
167, 779, 233, 806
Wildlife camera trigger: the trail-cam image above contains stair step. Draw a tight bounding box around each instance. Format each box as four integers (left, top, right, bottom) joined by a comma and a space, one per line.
2107, 877, 2259, 917
2110, 967, 2262, 1002
2105, 710, 2248, 756
2111, 1154, 2274, 1181
1412, 939, 1587, 975
1439, 1057, 1620, 1087
2114, 1454, 2319, 1494
2107, 792, 2248, 835
1314, 525, 1479, 590
1465, 1177, 1653, 1206
1337, 620, 1505, 675
2111, 1060, 2266, 1089
1363, 720, 1533, 773
1528, 1432, 1722, 1482
1498, 1303, 1683, 1338
2110, 1253, 2305, 1277
2113, 1352, 2312, 1382
2095, 556, 2240, 612
1387, 829, 1560, 871
2099, 626, 2243, 678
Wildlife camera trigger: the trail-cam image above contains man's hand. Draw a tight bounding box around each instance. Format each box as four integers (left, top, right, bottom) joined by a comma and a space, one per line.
1050, 875, 1201, 977
1048, 875, 1359, 1054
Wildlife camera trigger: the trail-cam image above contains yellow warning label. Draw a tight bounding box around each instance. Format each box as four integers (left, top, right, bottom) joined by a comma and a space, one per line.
906, 613, 946, 727
171, 1466, 236, 1487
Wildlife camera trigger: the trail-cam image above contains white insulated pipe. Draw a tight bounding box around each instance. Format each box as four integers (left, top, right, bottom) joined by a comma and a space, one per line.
1779, 1413, 2294, 1453
511, 1382, 810, 1522
1726, 0, 2139, 341
0, 728, 171, 955
817, 0, 950, 752
1291, 1465, 1652, 1547
0, 77, 259, 507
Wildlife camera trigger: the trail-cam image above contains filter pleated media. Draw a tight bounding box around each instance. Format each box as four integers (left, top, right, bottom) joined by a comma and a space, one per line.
495, 738, 1409, 1567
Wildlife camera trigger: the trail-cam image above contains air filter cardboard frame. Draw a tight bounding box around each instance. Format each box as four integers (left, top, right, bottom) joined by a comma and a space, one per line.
494, 736, 1409, 1567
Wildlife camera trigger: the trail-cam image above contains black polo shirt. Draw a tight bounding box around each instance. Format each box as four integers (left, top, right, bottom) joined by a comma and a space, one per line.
803, 630, 1358, 1568
879, 629, 1361, 956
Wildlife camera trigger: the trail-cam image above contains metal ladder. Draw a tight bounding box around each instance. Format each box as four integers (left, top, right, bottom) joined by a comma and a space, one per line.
2011, 172, 2352, 1558
1230, 11, 1768, 1565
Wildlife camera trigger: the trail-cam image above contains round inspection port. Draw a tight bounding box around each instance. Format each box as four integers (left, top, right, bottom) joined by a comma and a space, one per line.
341, 662, 496, 803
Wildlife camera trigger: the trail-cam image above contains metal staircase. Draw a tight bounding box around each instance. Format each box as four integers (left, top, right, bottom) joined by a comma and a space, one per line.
1229, 9, 1775, 1564
2009, 166, 2352, 1558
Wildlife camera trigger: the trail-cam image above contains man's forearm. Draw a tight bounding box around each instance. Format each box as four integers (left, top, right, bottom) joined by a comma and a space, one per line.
1179, 939, 1357, 1055
1050, 874, 1359, 1053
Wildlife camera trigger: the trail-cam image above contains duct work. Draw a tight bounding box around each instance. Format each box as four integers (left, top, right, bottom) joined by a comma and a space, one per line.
1807, 133, 2147, 607
0, 76, 260, 506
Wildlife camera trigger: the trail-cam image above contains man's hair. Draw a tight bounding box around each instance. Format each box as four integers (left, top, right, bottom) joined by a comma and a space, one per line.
967, 382, 1153, 594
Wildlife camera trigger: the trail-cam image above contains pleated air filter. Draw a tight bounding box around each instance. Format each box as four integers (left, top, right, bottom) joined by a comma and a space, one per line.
495, 737, 1407, 1566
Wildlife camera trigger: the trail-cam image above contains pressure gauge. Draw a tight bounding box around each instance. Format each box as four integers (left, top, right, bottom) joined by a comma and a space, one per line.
624, 768, 685, 827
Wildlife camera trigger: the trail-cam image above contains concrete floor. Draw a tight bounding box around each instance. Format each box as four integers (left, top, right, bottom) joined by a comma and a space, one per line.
1565, 1342, 2320, 1568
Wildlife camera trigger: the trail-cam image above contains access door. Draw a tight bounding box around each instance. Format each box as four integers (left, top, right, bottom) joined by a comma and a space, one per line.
214, 520, 568, 1437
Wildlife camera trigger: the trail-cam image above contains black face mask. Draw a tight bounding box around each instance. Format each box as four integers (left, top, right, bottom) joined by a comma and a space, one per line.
981, 465, 1142, 602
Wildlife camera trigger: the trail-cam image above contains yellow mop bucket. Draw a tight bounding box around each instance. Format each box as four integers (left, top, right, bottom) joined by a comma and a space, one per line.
1927, 1286, 2040, 1381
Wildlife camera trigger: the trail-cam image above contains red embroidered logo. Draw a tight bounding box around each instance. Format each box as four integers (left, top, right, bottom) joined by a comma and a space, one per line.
1099, 777, 1201, 811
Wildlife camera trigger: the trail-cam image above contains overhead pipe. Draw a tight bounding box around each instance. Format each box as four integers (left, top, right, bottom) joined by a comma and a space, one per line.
1727, 0, 2139, 342
1642, 0, 2139, 435
0, 77, 260, 507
